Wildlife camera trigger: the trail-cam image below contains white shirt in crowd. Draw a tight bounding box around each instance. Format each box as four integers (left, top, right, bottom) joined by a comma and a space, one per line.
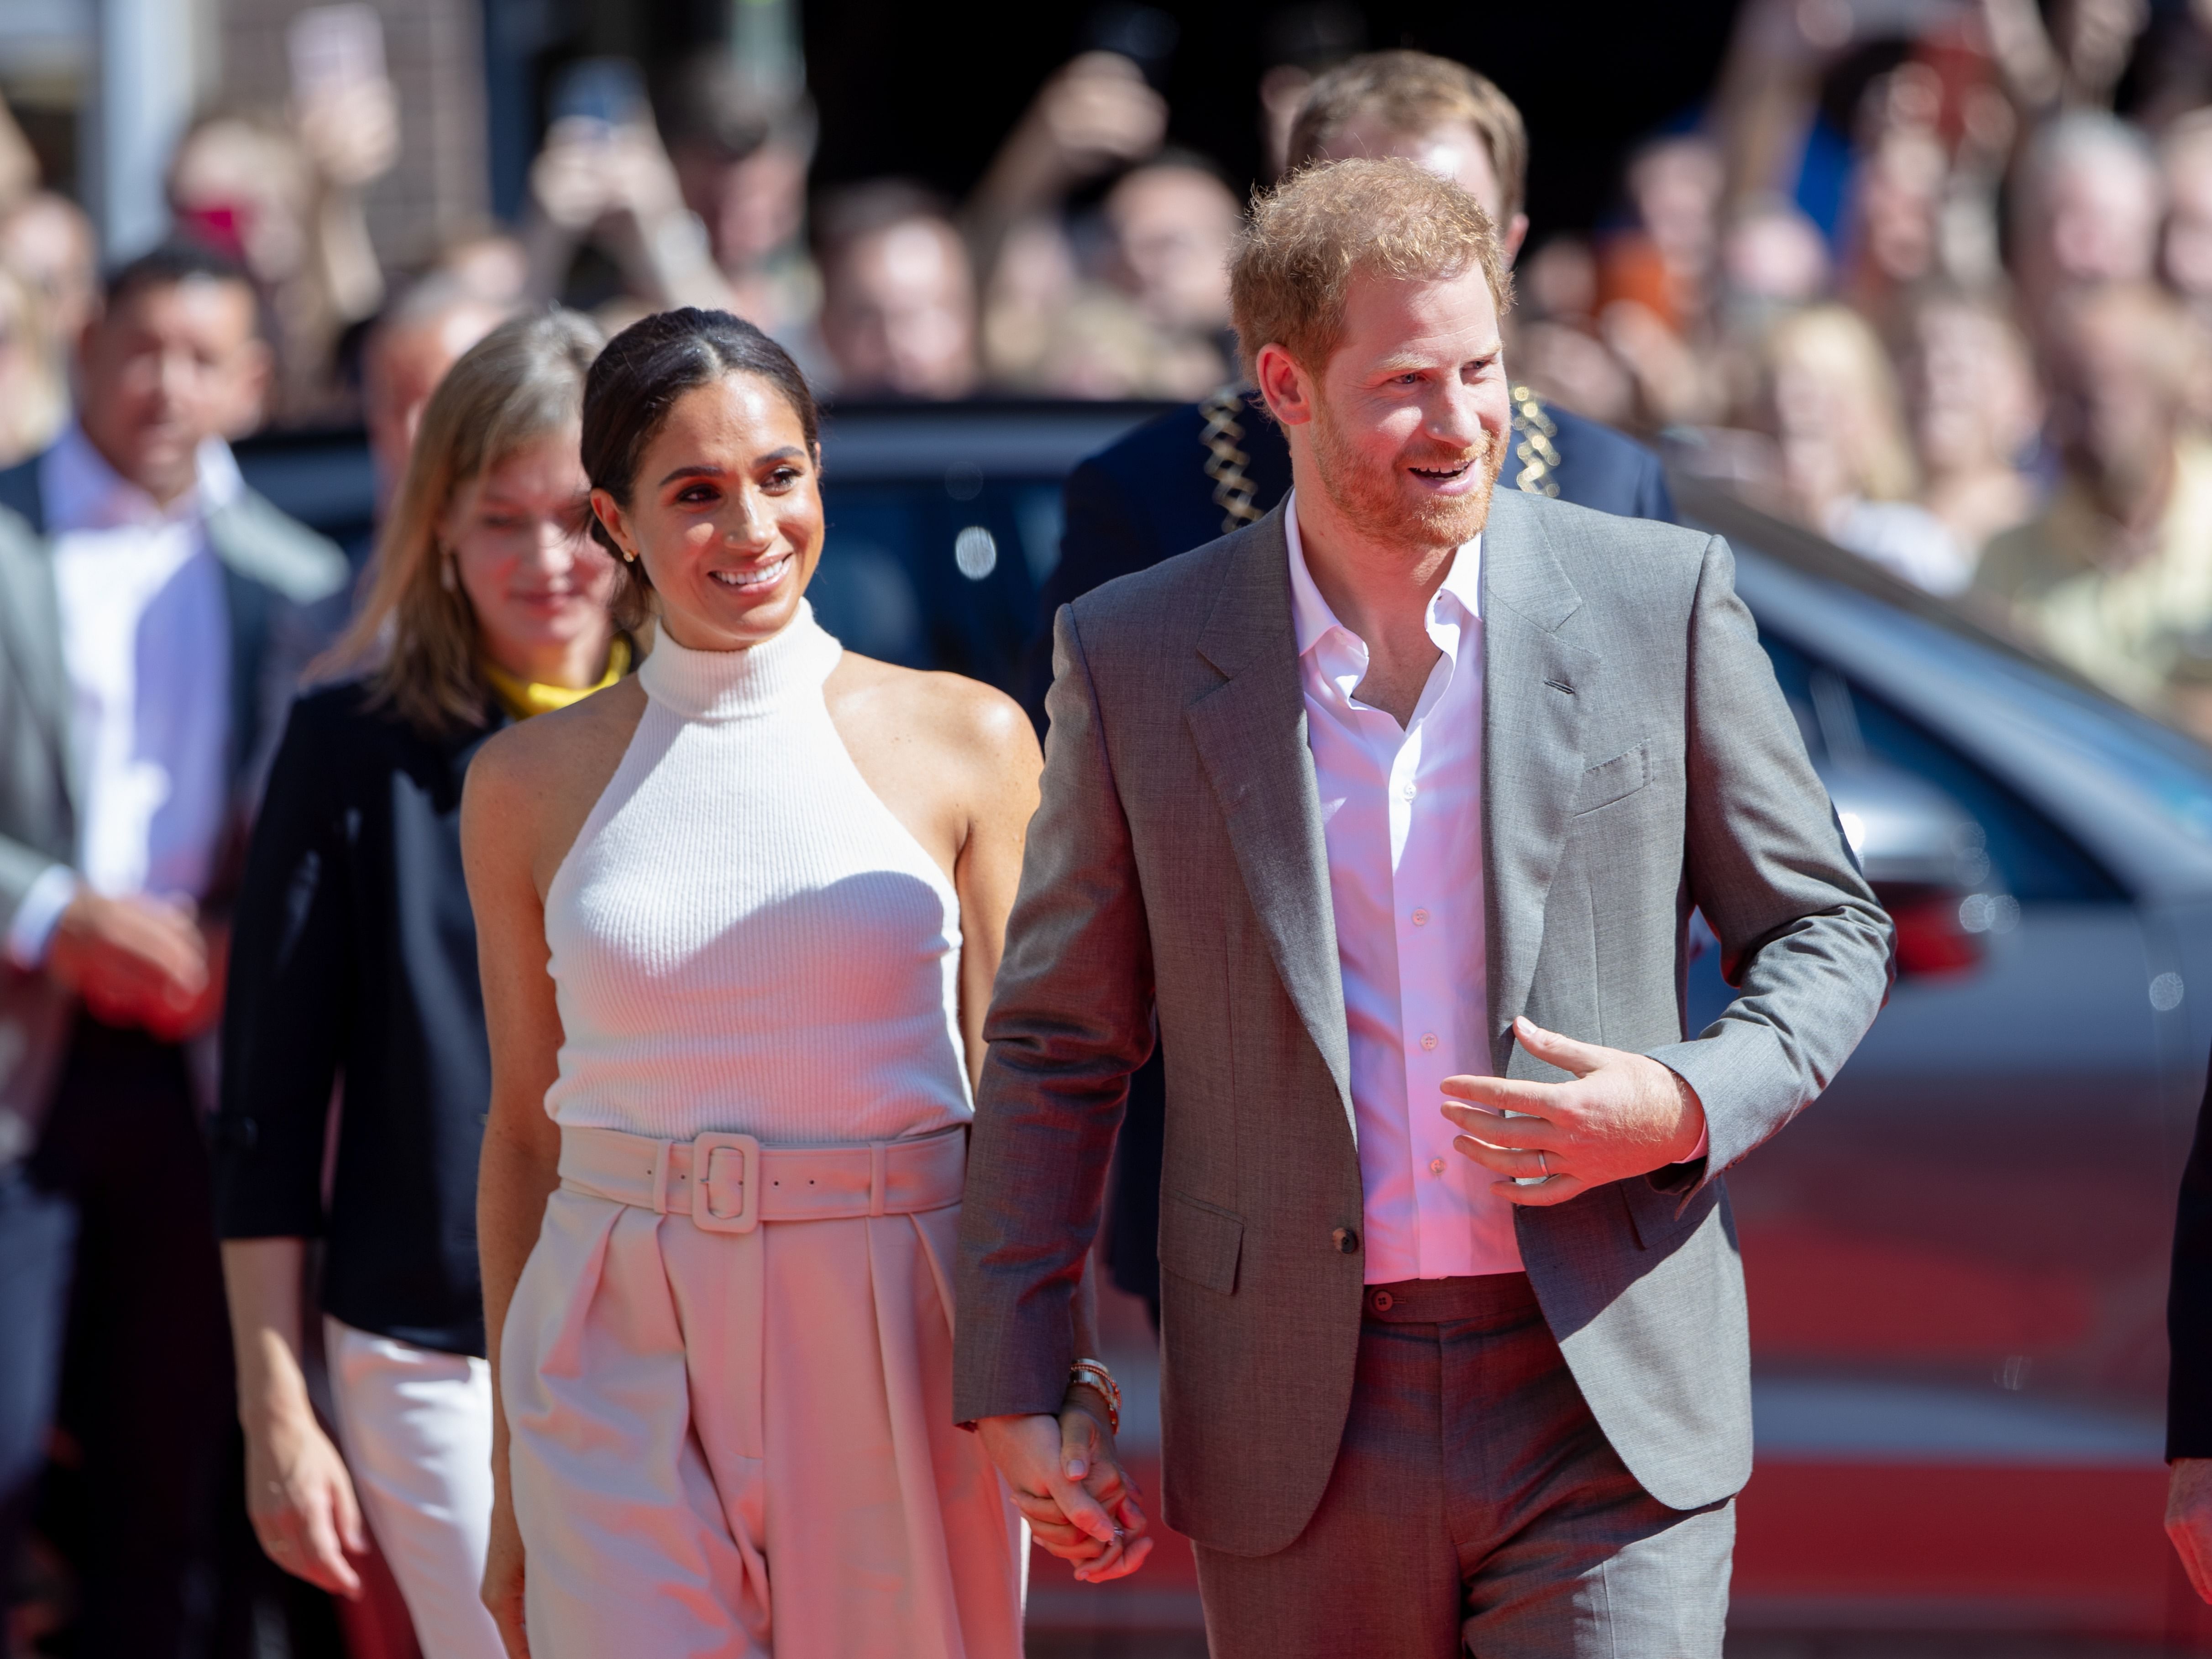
3, 422, 239, 968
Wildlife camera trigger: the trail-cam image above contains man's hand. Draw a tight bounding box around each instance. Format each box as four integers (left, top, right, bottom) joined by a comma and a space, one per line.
1440, 1016, 1707, 1207
46, 889, 212, 1039
244, 1405, 366, 1598
977, 1388, 1152, 1583
2170, 1458, 2212, 1602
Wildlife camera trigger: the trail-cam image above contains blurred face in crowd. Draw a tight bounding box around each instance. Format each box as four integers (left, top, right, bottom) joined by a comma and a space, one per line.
820, 215, 979, 399
365, 300, 509, 502
1105, 165, 1242, 333
1628, 137, 1725, 279
1910, 301, 2040, 478
2030, 143, 2162, 293
0, 193, 98, 346
2048, 286, 2196, 512
591, 373, 824, 652
1315, 117, 1530, 263
1854, 128, 1947, 287
2165, 129, 2212, 305
674, 140, 809, 276
440, 429, 615, 682
1260, 264, 1511, 552
169, 118, 316, 286
78, 275, 270, 506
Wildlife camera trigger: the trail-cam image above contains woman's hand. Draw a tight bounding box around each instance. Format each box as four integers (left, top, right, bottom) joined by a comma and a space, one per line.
482, 1481, 531, 1658
243, 1406, 365, 1597
987, 1386, 1153, 1584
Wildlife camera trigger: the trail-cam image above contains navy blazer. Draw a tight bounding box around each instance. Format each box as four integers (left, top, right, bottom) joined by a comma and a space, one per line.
214, 684, 503, 1355
1027, 389, 1674, 1313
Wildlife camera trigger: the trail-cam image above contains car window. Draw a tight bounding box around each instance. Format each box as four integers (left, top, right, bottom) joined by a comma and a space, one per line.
1759, 630, 2123, 904
814, 480, 1050, 692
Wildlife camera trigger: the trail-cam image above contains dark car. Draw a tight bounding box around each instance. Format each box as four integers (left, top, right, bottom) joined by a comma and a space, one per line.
238, 412, 2212, 1649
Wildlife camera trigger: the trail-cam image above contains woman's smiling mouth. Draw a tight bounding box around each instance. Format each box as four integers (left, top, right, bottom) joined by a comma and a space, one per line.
709, 554, 791, 591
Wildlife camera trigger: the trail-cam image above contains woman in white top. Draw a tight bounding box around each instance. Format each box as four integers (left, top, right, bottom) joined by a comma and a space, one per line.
465, 308, 1146, 1659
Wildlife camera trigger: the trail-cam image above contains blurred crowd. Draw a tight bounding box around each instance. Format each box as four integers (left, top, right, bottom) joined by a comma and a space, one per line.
3, 0, 2212, 733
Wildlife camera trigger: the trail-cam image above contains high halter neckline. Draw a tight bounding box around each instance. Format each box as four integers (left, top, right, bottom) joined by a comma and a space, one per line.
635, 602, 840, 722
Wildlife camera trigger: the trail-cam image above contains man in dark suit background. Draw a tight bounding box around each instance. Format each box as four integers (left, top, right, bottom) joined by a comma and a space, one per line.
1037, 49, 1676, 1320
0, 242, 348, 1656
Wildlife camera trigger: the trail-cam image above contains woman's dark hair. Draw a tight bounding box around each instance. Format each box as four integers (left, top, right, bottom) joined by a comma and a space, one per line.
581, 307, 820, 629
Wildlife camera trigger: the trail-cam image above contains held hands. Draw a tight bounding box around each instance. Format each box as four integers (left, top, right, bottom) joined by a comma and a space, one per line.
1441, 1016, 1707, 1207
976, 1386, 1152, 1583
244, 1406, 367, 1598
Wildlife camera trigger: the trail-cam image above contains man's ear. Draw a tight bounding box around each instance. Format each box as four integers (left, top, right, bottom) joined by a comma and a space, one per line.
1253, 341, 1313, 429
225, 338, 274, 440
1502, 212, 1531, 267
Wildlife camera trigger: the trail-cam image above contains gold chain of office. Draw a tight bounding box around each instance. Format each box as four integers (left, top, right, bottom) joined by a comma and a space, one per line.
1197, 381, 1562, 537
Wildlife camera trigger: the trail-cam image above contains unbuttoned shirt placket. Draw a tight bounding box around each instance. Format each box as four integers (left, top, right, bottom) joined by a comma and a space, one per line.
1288, 495, 1515, 1284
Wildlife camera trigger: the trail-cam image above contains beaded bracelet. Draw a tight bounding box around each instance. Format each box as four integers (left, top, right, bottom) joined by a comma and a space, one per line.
1068, 1357, 1121, 1435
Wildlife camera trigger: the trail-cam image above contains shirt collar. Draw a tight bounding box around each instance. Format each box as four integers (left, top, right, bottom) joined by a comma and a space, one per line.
1284, 486, 1483, 662
42, 420, 244, 536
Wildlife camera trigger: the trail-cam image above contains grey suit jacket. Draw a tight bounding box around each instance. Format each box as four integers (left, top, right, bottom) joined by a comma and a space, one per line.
954, 490, 1893, 1556
0, 450, 349, 1163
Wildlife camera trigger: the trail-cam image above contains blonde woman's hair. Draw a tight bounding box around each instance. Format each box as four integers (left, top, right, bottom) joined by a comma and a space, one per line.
322, 309, 605, 734
1766, 304, 1920, 502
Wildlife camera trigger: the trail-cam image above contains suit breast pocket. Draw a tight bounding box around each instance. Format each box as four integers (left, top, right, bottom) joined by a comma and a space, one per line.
1573, 742, 1650, 816
1159, 1191, 1244, 1296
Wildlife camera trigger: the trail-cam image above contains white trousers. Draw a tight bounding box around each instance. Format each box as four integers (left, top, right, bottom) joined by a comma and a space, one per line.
324, 1317, 508, 1659
503, 1185, 1025, 1659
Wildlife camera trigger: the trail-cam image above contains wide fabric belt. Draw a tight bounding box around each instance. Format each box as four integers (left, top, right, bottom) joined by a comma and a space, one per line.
557, 1122, 967, 1233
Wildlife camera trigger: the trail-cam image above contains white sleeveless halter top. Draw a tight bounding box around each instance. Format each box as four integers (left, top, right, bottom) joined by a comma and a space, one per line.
542, 603, 973, 1144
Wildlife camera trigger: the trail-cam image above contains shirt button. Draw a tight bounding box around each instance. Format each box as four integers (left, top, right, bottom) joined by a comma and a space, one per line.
1411, 907, 1430, 926
1421, 1032, 1438, 1051
1401, 782, 1419, 801
1429, 1157, 1447, 1175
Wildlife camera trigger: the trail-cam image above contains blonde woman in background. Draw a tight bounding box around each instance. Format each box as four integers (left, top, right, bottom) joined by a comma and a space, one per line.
1765, 302, 1973, 594
214, 310, 620, 1659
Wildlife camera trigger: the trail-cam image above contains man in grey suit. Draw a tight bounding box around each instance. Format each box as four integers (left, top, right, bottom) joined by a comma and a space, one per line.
0, 241, 348, 1655
955, 158, 1892, 1655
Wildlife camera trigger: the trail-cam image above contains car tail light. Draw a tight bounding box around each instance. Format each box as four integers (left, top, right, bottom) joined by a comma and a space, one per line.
1877, 883, 1990, 978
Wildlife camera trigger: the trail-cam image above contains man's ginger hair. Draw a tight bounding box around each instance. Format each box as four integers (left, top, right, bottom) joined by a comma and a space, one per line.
1288, 50, 1528, 224
1228, 156, 1513, 386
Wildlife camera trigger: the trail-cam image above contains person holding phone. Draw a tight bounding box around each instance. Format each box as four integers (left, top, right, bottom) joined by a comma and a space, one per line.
215, 311, 618, 1659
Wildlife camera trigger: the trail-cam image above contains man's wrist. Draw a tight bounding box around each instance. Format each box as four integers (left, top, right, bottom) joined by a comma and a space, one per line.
5, 864, 79, 971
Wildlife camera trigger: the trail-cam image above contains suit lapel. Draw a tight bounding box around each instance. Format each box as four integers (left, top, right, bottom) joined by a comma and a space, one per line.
1481, 491, 1597, 1073
1184, 508, 1355, 1128
0, 467, 81, 817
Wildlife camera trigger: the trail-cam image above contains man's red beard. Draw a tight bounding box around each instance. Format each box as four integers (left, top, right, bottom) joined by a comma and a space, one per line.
1310, 397, 1504, 551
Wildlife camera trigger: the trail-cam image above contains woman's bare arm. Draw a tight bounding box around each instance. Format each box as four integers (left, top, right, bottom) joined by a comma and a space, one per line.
221, 1237, 366, 1597
463, 732, 568, 1659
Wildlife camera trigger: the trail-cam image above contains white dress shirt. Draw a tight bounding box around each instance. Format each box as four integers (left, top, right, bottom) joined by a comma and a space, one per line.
1285, 491, 1518, 1282
3, 424, 239, 967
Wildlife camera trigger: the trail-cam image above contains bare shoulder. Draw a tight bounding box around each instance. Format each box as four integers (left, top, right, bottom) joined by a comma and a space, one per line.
466, 676, 649, 891
826, 652, 1039, 777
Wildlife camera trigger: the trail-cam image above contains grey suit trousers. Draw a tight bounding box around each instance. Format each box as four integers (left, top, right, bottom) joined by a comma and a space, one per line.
1192, 1274, 1732, 1659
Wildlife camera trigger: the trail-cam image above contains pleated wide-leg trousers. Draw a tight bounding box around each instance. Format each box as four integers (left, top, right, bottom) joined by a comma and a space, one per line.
502, 1154, 1024, 1659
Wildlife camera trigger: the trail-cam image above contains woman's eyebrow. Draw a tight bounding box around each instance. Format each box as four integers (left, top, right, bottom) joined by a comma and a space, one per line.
657, 463, 724, 487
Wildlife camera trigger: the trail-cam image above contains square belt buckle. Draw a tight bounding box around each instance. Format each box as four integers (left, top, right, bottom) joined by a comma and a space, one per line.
691, 1132, 762, 1233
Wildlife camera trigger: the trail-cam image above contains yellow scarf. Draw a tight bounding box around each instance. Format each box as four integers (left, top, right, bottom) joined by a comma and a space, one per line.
482, 635, 632, 722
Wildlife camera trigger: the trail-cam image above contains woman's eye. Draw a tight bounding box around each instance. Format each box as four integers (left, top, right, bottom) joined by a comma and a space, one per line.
762, 468, 800, 491
675, 485, 718, 505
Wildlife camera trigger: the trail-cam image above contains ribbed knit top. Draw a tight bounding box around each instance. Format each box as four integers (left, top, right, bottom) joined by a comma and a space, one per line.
542, 603, 972, 1144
